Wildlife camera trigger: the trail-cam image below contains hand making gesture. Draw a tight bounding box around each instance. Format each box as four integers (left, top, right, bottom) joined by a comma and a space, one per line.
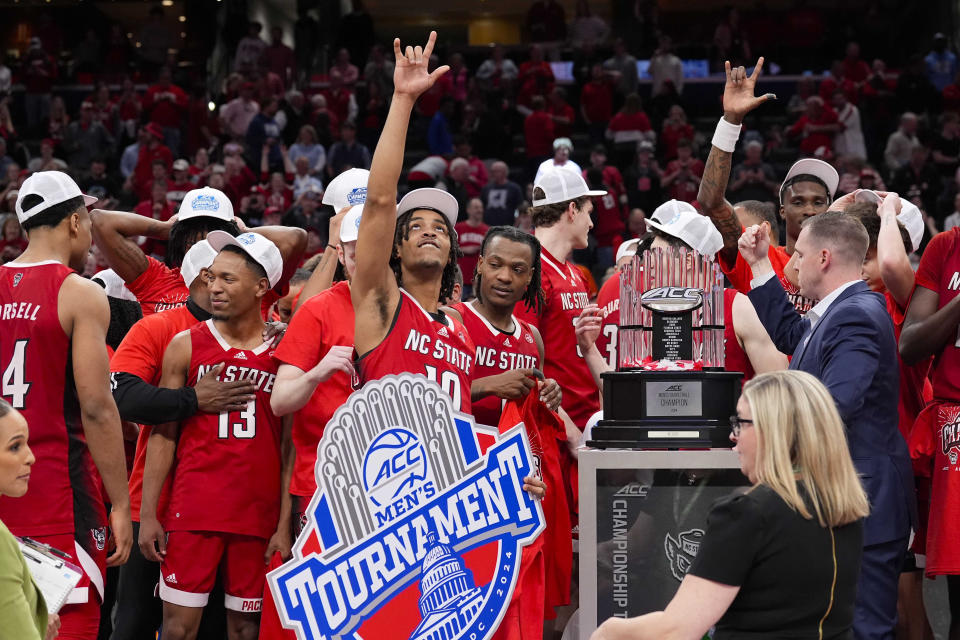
392, 31, 449, 100
723, 57, 776, 125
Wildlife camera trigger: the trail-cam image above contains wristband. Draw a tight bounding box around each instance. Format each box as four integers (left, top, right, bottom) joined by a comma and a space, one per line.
711, 117, 742, 153
327, 243, 338, 250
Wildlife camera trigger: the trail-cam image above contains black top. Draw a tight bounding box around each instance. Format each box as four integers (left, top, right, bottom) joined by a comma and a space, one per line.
689, 484, 863, 640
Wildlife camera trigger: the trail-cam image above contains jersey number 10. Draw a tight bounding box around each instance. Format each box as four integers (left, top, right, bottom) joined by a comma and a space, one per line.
218, 401, 257, 439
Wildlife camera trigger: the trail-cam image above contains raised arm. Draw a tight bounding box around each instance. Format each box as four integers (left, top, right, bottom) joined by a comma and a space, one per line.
90, 208, 175, 283
247, 223, 307, 289
352, 32, 449, 355
138, 331, 190, 563
62, 276, 132, 567
877, 194, 915, 308
698, 58, 775, 266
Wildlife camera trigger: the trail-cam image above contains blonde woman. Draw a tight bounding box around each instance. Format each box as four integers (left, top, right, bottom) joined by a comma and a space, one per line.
591, 370, 869, 640
0, 400, 60, 639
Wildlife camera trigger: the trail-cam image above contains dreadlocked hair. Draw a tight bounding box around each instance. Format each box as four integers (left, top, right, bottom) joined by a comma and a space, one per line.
474, 225, 545, 314
390, 209, 462, 303
165, 216, 241, 269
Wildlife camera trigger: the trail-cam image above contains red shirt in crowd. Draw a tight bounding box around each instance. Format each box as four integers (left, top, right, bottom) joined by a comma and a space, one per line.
607, 111, 652, 138
525, 111, 556, 158
517, 61, 555, 108
454, 220, 489, 286
592, 192, 625, 249
788, 106, 839, 156
547, 102, 575, 139
580, 80, 613, 125
664, 157, 704, 203
660, 122, 695, 161
144, 83, 188, 129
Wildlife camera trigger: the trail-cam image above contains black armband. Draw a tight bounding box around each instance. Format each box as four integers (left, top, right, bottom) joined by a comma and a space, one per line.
110, 371, 199, 424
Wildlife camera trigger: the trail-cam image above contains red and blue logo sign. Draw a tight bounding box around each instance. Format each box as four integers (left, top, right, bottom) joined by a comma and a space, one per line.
268, 374, 544, 640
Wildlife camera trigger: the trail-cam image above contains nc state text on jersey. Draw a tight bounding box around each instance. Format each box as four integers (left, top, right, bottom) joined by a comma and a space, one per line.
402, 329, 473, 374
196, 363, 277, 392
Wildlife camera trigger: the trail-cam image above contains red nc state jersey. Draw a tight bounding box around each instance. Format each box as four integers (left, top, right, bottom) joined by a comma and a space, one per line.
595, 270, 621, 369
451, 300, 541, 427
359, 289, 475, 414
0, 262, 105, 537
165, 319, 282, 539
515, 248, 599, 428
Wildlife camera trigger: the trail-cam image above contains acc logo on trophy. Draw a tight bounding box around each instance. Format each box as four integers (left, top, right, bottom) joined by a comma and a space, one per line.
268, 374, 545, 640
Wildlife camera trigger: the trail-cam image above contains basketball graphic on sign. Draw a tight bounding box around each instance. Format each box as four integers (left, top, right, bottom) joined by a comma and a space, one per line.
362, 428, 430, 508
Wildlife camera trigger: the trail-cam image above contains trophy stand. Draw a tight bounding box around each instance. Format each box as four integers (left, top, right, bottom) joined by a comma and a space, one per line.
588, 248, 742, 449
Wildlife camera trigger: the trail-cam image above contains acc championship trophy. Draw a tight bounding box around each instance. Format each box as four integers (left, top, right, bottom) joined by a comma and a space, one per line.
589, 247, 742, 448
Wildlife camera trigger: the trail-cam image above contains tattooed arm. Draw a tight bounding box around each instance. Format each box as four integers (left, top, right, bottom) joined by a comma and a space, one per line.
697, 58, 775, 266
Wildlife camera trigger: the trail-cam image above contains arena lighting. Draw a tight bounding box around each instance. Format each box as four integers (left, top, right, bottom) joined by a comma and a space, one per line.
208, 101, 215, 111
179, 15, 186, 22
161, 0, 173, 5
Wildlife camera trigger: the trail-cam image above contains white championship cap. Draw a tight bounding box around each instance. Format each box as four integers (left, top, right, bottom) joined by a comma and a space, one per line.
615, 238, 641, 263
339, 205, 364, 243
322, 168, 369, 212
780, 158, 839, 202
177, 187, 234, 222
180, 239, 217, 288
647, 200, 724, 257
206, 231, 283, 288
15, 171, 97, 224
855, 189, 924, 252
897, 200, 924, 253
397, 187, 459, 229
532, 168, 606, 207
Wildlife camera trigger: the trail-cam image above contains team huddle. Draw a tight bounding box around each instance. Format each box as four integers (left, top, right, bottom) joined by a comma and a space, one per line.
0, 29, 948, 640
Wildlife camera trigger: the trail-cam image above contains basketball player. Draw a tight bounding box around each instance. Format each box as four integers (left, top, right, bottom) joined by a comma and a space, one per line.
445, 225, 572, 640
445, 226, 562, 426
91, 188, 306, 317
0, 171, 132, 638
351, 33, 545, 501
109, 240, 254, 640
139, 233, 288, 640
351, 32, 477, 414
514, 167, 606, 431
698, 58, 837, 313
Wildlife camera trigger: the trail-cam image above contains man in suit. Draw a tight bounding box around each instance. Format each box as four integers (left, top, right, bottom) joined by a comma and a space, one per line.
739, 210, 915, 640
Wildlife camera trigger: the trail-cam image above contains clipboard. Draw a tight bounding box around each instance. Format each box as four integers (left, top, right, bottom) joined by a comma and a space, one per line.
18, 537, 83, 614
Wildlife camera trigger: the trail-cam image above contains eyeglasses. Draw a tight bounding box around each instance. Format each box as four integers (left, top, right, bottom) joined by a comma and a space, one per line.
729, 415, 754, 438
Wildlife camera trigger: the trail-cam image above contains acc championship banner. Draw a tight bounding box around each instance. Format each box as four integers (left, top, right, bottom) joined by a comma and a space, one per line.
268, 374, 545, 640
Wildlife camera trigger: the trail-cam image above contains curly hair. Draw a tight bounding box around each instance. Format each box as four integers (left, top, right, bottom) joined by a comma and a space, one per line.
390, 209, 462, 303
165, 216, 241, 269
474, 225, 544, 314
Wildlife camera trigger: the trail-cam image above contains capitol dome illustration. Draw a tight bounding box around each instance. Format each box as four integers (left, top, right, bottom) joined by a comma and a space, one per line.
409, 531, 486, 640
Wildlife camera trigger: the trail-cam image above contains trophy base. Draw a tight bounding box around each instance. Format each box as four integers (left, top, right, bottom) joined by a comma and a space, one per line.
589, 370, 743, 449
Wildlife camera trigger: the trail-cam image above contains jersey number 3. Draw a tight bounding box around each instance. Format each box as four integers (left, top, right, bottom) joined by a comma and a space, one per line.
2, 340, 31, 409
219, 401, 256, 439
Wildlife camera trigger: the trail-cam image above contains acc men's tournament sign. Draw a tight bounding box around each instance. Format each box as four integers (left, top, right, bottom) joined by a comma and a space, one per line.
268, 374, 545, 640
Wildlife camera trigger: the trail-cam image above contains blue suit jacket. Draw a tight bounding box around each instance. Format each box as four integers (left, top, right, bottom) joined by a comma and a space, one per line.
748, 277, 916, 546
